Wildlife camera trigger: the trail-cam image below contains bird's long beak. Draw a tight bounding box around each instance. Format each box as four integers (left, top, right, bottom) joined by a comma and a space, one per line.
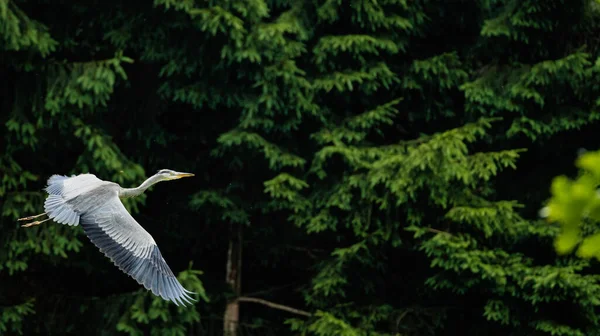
175, 172, 195, 179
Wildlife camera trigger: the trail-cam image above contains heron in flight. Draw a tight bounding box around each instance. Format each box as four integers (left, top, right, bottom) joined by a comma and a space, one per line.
18, 169, 196, 306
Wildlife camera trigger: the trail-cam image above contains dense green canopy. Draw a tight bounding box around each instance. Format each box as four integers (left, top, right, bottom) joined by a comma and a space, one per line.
3, 0, 600, 335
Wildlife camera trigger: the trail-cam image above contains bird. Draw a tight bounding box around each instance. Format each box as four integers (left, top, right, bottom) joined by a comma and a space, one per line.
18, 169, 197, 306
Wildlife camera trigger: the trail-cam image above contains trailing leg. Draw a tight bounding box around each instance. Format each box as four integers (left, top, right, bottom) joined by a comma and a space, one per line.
21, 218, 51, 228
17, 212, 47, 221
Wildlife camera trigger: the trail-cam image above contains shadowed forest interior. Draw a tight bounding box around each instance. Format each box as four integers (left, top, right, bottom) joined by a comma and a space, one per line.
4, 0, 600, 335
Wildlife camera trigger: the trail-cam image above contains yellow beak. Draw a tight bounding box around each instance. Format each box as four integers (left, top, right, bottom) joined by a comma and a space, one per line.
175, 172, 195, 179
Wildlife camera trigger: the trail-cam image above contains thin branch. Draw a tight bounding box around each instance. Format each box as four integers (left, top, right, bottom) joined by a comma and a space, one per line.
425, 227, 452, 236
285, 245, 323, 259
236, 296, 312, 317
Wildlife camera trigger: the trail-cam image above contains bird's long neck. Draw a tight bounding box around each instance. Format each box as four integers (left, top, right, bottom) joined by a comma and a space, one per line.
119, 174, 164, 198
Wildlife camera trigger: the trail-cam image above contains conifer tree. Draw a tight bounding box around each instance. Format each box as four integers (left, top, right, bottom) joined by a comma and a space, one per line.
181, 0, 600, 334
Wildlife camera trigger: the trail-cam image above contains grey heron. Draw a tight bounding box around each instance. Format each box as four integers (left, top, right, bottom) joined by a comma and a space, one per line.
18, 169, 197, 306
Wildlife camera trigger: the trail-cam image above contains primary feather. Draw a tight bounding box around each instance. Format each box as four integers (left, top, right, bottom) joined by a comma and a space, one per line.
43, 173, 195, 306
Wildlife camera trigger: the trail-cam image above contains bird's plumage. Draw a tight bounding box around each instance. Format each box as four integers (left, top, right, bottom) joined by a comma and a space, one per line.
42, 173, 195, 306
44, 174, 105, 226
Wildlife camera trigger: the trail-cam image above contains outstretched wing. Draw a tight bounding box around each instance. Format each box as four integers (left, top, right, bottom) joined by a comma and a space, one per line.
79, 189, 195, 306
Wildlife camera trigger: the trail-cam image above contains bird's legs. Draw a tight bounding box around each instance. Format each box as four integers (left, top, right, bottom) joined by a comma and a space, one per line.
17, 212, 47, 221
21, 218, 51, 228
18, 212, 50, 228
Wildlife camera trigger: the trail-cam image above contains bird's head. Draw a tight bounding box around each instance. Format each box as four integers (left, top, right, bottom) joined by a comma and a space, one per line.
156, 169, 195, 181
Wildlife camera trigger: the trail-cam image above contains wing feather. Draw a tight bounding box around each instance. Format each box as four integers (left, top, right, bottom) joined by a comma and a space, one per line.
44, 174, 107, 226
77, 189, 195, 306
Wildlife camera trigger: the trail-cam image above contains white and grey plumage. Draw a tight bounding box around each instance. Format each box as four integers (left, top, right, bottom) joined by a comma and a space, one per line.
18, 169, 196, 306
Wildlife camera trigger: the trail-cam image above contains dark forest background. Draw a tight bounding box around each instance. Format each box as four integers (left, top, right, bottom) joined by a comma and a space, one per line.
3, 0, 600, 335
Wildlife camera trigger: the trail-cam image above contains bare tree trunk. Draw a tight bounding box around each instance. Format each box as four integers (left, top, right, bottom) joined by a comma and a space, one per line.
223, 222, 242, 336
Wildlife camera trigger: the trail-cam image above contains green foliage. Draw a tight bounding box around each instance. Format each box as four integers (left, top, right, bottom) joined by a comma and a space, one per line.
116, 268, 208, 336
181, 0, 600, 334
0, 299, 35, 335
290, 120, 545, 334
1, 225, 84, 274
189, 190, 249, 224
215, 131, 306, 170
462, 51, 600, 140
543, 150, 600, 258
44, 52, 133, 115
0, 0, 57, 56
